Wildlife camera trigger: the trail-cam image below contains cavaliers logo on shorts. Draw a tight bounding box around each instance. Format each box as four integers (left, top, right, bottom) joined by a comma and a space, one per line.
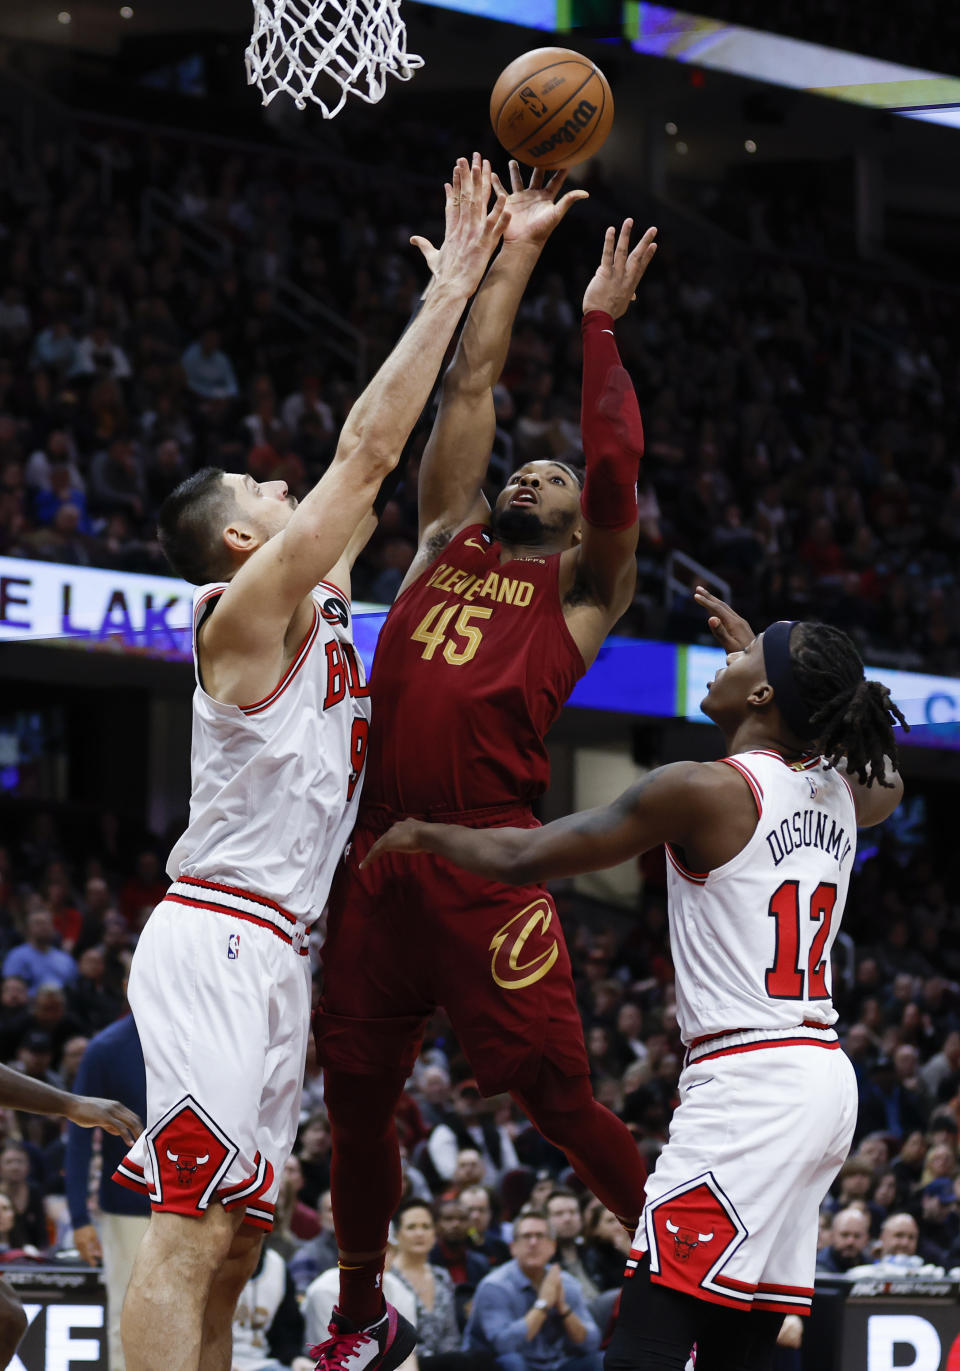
489, 898, 559, 990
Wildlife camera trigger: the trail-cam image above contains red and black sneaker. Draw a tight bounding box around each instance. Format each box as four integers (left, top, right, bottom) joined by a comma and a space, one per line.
311, 1305, 418, 1371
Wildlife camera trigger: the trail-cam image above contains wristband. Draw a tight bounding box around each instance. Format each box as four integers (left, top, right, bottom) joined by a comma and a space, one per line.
533, 1299, 549, 1312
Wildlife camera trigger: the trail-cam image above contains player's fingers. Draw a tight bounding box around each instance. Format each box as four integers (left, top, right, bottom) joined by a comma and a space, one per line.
442, 180, 455, 222
470, 150, 483, 204
481, 156, 492, 208
453, 159, 469, 214
628, 227, 658, 276
409, 236, 437, 269
555, 189, 589, 220
614, 217, 634, 268
359, 841, 381, 869
361, 832, 406, 867
445, 170, 461, 227
487, 185, 509, 222
706, 616, 731, 643
545, 168, 567, 197
490, 171, 508, 202
629, 243, 657, 290
113, 1105, 142, 1145
529, 165, 545, 191
694, 584, 733, 614
600, 225, 616, 267
492, 204, 512, 241
509, 159, 524, 194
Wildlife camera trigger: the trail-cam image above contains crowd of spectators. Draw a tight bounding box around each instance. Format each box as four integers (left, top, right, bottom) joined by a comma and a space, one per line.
0, 783, 959, 1367
2, 87, 960, 1368
0, 117, 959, 673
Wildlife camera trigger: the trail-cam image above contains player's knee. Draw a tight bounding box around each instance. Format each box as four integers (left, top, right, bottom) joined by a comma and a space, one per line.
147, 1206, 243, 1276
324, 1067, 405, 1138
214, 1228, 263, 1297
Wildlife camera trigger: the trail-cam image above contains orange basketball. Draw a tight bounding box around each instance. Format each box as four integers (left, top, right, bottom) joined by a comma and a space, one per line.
490, 47, 614, 170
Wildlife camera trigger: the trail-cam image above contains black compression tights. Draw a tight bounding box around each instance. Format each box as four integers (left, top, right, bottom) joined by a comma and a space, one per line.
605, 1261, 783, 1371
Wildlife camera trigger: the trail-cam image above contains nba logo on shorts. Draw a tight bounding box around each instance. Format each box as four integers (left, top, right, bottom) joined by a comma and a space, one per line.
292, 926, 305, 954
227, 933, 240, 960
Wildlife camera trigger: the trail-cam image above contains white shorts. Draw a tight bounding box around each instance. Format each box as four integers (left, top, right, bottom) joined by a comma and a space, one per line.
626, 1025, 857, 1315
114, 877, 312, 1231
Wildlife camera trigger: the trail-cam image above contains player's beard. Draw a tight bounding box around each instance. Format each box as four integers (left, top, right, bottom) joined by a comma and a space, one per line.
490, 504, 577, 547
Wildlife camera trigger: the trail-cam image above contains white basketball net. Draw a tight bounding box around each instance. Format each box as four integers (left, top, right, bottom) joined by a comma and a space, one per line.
245, 0, 423, 118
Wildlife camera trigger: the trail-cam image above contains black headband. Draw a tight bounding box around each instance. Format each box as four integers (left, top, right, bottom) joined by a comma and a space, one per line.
761, 620, 818, 740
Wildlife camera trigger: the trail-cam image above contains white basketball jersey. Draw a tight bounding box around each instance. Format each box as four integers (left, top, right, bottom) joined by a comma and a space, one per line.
167, 578, 370, 925
665, 749, 857, 1044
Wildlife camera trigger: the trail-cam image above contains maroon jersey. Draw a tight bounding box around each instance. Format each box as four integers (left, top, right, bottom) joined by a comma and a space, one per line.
364, 524, 585, 813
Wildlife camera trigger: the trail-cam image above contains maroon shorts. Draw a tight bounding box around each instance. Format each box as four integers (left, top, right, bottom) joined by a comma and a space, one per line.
314, 805, 589, 1095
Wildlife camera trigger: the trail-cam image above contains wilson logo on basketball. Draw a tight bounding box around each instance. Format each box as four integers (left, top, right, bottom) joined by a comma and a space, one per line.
489, 899, 559, 990
528, 100, 597, 159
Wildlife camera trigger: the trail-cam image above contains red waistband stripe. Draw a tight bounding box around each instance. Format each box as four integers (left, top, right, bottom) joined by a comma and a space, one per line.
164, 878, 309, 955
687, 1023, 839, 1065
689, 1019, 829, 1050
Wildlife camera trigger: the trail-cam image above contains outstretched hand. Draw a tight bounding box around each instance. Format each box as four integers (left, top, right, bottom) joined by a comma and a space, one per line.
582, 219, 658, 320
360, 818, 429, 869
491, 161, 588, 247
67, 1095, 143, 1147
411, 153, 510, 297
694, 585, 754, 652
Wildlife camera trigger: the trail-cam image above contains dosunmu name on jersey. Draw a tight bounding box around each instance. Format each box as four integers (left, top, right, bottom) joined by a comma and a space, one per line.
764, 808, 853, 869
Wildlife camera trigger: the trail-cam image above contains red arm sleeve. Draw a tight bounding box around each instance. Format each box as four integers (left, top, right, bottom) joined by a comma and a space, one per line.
579, 310, 644, 532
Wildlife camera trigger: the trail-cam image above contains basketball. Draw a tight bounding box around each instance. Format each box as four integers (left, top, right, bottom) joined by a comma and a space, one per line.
490, 47, 614, 169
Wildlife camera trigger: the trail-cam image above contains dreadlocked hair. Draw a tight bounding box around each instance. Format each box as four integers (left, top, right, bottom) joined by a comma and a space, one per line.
790, 622, 907, 787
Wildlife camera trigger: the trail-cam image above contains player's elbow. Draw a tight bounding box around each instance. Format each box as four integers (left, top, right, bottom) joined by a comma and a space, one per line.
332, 430, 400, 485
443, 353, 496, 399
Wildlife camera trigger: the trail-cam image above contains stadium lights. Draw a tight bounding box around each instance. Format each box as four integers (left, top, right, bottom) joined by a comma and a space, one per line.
676, 140, 688, 154
745, 138, 758, 152
120, 5, 134, 15
57, 10, 71, 22
665, 121, 678, 135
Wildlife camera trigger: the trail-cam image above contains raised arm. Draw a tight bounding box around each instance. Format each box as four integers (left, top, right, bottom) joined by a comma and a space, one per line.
362, 761, 724, 885
413, 159, 588, 560
208, 160, 510, 658
564, 220, 657, 655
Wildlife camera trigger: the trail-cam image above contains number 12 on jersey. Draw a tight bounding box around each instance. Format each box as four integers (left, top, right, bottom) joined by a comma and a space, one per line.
766, 880, 837, 1001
